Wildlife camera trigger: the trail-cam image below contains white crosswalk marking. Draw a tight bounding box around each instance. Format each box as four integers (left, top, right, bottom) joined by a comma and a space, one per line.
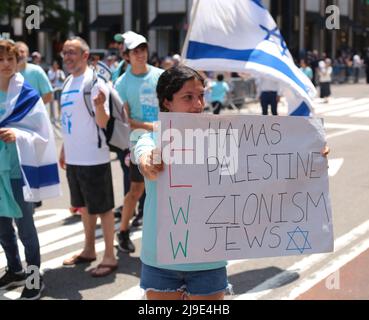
328, 158, 344, 177
323, 101, 369, 117
239, 96, 369, 118
0, 198, 365, 300
0, 210, 143, 268
353, 111, 369, 118
314, 97, 369, 118
0, 209, 143, 300
234, 219, 369, 300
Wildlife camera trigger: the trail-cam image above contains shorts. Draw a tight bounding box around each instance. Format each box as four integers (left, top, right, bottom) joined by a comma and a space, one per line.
140, 263, 229, 296
66, 163, 114, 214
130, 161, 144, 183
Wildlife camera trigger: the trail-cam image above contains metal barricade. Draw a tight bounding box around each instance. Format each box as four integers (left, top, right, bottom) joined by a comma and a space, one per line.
225, 77, 258, 110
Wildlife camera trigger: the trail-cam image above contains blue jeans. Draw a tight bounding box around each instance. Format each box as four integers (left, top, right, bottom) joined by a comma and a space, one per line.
0, 179, 40, 273
140, 263, 228, 296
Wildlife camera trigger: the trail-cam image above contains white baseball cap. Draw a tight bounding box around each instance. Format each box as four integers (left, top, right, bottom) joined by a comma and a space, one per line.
114, 31, 147, 50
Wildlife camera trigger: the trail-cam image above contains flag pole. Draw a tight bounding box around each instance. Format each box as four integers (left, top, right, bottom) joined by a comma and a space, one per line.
181, 0, 201, 63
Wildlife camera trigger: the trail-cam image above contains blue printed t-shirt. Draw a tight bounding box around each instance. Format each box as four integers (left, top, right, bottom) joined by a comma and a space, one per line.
135, 132, 227, 272
21, 63, 53, 97
0, 91, 22, 179
210, 81, 230, 103
114, 65, 163, 145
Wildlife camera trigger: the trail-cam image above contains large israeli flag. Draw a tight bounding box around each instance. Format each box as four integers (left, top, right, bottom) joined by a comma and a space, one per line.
182, 0, 316, 116
0, 73, 61, 202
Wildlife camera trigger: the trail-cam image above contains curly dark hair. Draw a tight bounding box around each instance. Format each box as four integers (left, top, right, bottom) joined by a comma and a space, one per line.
156, 65, 205, 112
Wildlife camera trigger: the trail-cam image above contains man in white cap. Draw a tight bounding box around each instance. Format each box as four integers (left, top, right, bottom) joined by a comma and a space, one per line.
114, 31, 164, 253
112, 32, 143, 224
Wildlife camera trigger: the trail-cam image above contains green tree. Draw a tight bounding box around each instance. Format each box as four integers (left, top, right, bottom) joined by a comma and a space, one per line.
0, 0, 79, 37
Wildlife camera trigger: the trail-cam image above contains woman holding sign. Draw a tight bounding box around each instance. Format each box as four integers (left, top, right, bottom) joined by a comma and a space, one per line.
135, 66, 230, 300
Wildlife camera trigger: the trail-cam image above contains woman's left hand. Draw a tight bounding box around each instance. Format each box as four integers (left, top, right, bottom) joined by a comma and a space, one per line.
139, 149, 164, 181
321, 145, 330, 157
0, 128, 16, 143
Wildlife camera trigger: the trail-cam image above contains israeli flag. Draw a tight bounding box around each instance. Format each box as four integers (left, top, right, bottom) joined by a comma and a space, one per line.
182, 0, 316, 116
0, 73, 61, 202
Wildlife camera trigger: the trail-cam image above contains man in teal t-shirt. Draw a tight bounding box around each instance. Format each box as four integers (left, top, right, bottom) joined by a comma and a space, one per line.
114, 31, 163, 254
115, 64, 163, 144
15, 42, 53, 104
210, 74, 230, 115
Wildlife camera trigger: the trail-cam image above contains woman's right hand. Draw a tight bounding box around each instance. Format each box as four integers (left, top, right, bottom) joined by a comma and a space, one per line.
139, 149, 164, 181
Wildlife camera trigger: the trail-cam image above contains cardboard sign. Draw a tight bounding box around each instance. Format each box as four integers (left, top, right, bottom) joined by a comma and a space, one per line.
157, 113, 333, 264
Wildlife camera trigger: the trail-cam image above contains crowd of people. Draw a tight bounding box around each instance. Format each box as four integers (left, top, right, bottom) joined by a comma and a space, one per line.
0, 28, 349, 300
0, 31, 237, 300
256, 49, 369, 116
7, 39, 369, 121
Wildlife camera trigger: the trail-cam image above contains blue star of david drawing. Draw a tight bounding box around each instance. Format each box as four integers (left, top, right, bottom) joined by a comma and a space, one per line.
259, 25, 288, 57
286, 226, 312, 254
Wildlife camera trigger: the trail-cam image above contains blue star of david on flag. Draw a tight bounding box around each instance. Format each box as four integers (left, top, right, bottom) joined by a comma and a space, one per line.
286, 226, 312, 254
260, 25, 288, 57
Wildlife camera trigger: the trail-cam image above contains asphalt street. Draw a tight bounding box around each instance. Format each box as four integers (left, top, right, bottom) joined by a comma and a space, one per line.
1, 81, 368, 300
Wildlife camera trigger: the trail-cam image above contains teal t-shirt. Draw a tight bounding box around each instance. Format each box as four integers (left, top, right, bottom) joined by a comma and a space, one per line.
112, 61, 132, 84
114, 65, 164, 145
21, 63, 53, 96
0, 91, 22, 179
135, 132, 227, 272
0, 140, 22, 218
210, 81, 230, 103
300, 66, 313, 81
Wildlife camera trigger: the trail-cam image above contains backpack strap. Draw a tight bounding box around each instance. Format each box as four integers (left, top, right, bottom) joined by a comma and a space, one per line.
118, 61, 127, 78
83, 70, 104, 148
61, 74, 73, 92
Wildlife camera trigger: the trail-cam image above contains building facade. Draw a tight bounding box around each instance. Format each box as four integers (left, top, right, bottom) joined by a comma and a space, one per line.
87, 0, 369, 60
1, 0, 368, 64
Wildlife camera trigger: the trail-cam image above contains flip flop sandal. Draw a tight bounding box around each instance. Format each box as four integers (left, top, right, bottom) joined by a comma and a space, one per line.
90, 263, 118, 277
63, 254, 97, 266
